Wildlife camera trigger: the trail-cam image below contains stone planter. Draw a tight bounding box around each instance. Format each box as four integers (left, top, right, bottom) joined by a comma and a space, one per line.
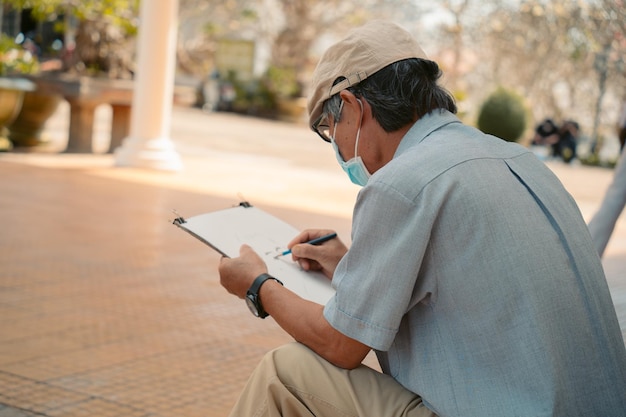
8, 89, 63, 147
0, 77, 35, 151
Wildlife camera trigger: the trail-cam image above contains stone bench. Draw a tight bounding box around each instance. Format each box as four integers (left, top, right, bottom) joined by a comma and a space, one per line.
30, 75, 133, 153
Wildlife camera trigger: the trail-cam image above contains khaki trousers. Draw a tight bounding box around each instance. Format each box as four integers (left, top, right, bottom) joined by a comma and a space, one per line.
229, 343, 438, 417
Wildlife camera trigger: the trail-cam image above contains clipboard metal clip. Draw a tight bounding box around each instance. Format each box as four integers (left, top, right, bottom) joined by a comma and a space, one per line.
236, 193, 252, 208
171, 209, 186, 225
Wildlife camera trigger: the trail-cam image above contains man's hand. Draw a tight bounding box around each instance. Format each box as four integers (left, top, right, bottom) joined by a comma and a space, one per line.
219, 238, 369, 369
218, 244, 267, 298
288, 229, 348, 279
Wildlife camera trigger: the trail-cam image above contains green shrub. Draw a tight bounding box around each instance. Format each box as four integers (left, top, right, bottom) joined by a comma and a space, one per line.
477, 87, 527, 142
0, 34, 39, 76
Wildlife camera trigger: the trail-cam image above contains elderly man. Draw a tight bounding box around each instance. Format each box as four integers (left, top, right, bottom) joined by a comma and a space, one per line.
219, 21, 626, 416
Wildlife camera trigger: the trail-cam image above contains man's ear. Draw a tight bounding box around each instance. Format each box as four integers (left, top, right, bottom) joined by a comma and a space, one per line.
339, 89, 358, 107
338, 90, 365, 123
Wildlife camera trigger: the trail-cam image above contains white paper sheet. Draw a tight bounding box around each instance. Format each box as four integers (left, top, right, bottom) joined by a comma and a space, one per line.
175, 205, 335, 305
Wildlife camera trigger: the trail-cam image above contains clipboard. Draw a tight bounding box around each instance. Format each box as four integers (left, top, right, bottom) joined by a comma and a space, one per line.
173, 202, 335, 305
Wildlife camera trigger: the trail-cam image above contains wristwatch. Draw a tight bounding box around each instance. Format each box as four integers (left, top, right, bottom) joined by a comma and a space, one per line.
245, 273, 283, 319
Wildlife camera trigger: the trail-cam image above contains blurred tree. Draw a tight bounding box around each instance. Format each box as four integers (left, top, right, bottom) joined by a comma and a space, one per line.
176, 0, 259, 76
412, 0, 500, 117
586, 0, 626, 150
437, 0, 473, 94
261, 0, 423, 95
479, 0, 625, 146
176, 0, 418, 90
3, 0, 139, 78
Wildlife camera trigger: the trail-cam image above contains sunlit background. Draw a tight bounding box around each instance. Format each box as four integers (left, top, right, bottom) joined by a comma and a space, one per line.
0, 0, 623, 160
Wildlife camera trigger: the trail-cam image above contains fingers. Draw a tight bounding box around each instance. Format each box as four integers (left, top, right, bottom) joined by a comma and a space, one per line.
218, 245, 268, 298
240, 244, 254, 256
296, 258, 311, 271
287, 229, 336, 249
291, 241, 342, 279
290, 241, 321, 260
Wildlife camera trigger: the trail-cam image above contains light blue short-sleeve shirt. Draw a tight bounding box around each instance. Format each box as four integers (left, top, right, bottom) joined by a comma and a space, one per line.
323, 110, 626, 416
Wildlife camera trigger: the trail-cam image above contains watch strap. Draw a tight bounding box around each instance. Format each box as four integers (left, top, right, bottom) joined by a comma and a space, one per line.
248, 273, 283, 318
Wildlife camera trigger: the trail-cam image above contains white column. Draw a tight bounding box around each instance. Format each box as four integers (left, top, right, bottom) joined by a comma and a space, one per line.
115, 0, 183, 171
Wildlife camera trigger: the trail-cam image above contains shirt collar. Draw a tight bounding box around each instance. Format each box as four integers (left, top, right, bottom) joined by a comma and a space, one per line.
394, 110, 461, 158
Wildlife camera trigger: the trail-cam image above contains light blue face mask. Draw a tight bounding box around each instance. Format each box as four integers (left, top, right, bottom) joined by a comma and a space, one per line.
330, 100, 371, 186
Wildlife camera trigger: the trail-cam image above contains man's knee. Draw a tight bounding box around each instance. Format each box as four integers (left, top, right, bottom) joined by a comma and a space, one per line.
266, 342, 320, 384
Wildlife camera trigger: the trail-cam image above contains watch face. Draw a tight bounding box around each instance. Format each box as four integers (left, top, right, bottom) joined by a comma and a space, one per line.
246, 294, 260, 317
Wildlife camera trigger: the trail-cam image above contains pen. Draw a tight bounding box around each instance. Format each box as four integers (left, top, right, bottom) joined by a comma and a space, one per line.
275, 232, 337, 258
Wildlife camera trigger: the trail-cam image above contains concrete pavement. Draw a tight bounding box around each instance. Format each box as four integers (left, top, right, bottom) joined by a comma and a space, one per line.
0, 104, 624, 416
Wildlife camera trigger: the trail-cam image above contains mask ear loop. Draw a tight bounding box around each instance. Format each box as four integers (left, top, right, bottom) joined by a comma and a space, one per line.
354, 98, 364, 158
330, 100, 344, 145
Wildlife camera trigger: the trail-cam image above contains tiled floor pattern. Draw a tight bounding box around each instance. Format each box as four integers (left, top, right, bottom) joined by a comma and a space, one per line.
0, 162, 298, 416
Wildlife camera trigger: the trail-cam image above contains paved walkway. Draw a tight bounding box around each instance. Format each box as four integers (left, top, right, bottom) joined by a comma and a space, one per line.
0, 105, 624, 417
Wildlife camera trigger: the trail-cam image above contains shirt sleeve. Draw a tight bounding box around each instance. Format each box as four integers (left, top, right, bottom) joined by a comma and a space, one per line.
323, 178, 438, 351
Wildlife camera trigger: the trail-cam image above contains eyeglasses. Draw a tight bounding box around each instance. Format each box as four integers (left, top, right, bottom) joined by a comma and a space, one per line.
313, 100, 344, 143
312, 113, 332, 142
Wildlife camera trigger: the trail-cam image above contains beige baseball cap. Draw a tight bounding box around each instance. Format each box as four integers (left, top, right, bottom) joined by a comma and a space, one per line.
307, 20, 428, 128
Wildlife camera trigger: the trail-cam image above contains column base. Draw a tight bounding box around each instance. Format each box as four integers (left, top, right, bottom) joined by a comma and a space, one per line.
114, 135, 183, 171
